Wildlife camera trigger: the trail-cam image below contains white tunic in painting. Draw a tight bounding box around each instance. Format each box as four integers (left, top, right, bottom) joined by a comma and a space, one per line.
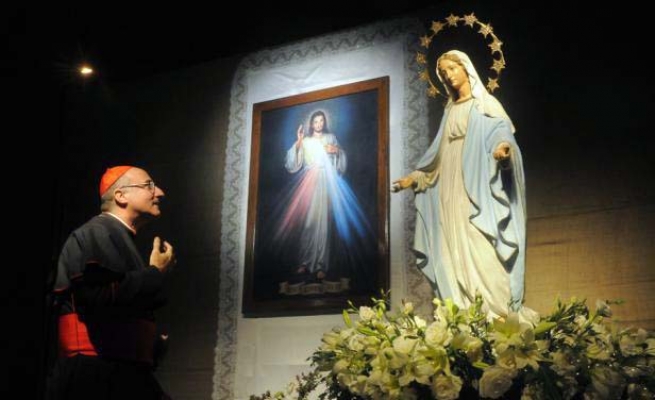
283, 133, 346, 274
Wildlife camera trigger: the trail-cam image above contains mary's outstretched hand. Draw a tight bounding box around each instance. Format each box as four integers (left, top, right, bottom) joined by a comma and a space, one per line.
391, 175, 415, 193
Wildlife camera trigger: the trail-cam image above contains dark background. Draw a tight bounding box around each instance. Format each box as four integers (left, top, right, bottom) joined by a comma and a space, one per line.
10, 1, 653, 398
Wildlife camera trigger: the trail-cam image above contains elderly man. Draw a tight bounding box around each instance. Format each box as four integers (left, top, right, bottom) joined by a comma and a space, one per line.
47, 165, 176, 400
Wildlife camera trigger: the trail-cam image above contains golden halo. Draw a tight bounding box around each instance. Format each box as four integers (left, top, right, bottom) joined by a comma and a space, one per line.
416, 13, 506, 98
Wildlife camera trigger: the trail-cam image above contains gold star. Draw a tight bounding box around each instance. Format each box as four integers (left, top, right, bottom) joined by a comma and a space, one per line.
446, 14, 459, 27
416, 13, 506, 98
478, 23, 493, 38
430, 21, 445, 34
420, 35, 432, 48
487, 78, 499, 92
463, 13, 477, 27
489, 38, 503, 54
491, 58, 506, 73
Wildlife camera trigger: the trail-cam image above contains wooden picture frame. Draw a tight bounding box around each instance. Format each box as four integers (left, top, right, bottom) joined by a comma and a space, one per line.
243, 77, 390, 317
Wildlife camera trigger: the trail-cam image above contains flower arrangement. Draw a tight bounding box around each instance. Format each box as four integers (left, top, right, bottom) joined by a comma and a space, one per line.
251, 295, 655, 400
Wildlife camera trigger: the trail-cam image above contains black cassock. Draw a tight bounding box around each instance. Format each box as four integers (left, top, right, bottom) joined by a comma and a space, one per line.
47, 213, 169, 400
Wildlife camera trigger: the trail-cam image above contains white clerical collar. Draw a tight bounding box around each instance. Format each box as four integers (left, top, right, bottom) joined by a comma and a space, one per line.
102, 212, 137, 234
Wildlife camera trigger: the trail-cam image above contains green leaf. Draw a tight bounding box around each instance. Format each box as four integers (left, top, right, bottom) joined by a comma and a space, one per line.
342, 310, 352, 328
534, 321, 557, 336
357, 327, 378, 336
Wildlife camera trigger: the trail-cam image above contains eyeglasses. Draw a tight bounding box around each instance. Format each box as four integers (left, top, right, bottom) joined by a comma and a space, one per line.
118, 180, 156, 192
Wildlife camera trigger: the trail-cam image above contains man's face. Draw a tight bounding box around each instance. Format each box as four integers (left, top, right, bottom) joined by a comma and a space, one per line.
312, 115, 325, 133
123, 168, 165, 218
437, 59, 468, 92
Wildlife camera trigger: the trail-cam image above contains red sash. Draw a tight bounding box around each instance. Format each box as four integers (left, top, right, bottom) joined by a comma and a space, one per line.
58, 313, 156, 365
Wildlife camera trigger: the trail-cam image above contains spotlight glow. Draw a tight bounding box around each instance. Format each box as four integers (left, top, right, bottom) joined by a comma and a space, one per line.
79, 65, 94, 76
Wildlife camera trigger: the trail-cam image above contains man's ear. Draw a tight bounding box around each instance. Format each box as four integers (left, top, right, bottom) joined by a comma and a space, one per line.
113, 189, 129, 206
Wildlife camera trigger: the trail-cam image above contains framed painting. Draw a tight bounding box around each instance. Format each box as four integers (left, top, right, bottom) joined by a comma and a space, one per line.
242, 77, 389, 317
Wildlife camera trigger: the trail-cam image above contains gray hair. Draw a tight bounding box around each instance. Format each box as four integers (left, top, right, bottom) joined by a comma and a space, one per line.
99, 174, 131, 212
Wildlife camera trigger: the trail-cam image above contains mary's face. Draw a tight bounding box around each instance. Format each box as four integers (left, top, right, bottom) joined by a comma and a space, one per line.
438, 59, 468, 92
312, 115, 325, 133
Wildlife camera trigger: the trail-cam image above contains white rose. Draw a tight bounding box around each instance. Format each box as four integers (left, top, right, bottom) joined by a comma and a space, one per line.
393, 335, 418, 355
413, 361, 436, 385
425, 321, 452, 347
347, 335, 365, 352
479, 366, 517, 399
431, 373, 463, 400
495, 349, 518, 370
358, 306, 376, 321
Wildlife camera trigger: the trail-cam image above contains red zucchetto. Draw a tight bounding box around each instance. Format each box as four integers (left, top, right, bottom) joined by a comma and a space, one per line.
99, 166, 133, 196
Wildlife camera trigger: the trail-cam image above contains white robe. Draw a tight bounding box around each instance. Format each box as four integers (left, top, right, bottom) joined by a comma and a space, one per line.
413, 100, 511, 317
283, 133, 346, 273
